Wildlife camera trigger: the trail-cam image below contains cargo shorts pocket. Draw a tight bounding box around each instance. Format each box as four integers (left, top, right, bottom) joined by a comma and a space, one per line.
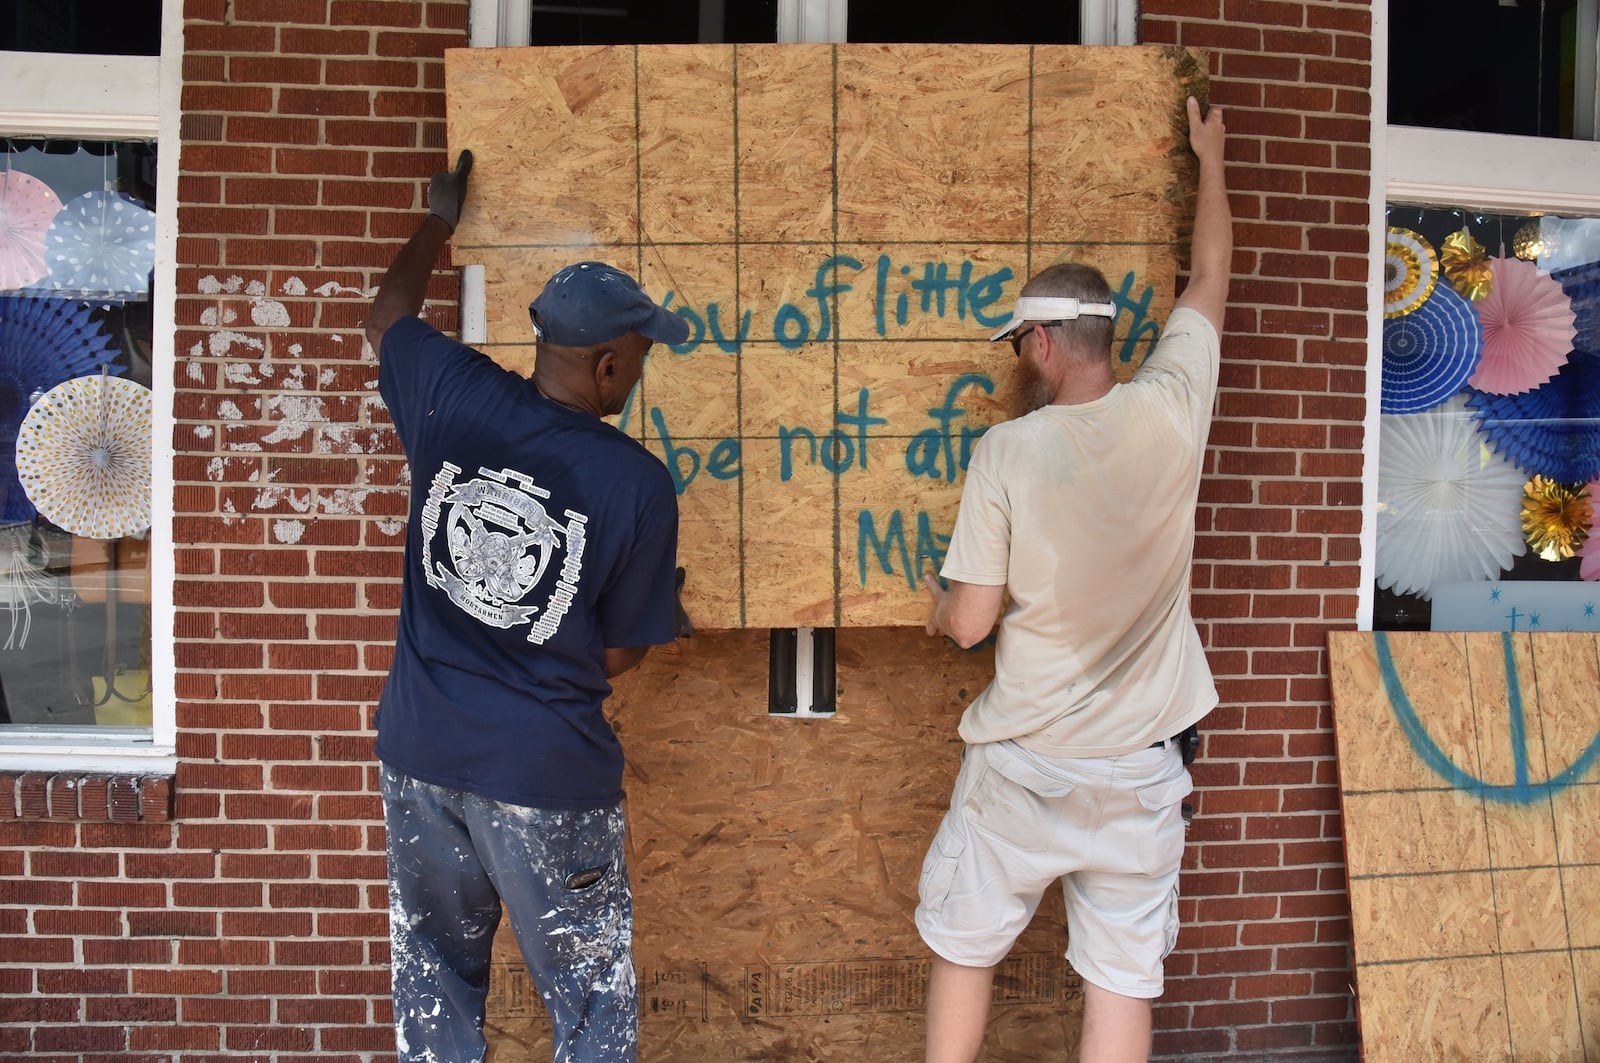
965, 742, 1075, 853
1135, 768, 1194, 876
917, 820, 967, 917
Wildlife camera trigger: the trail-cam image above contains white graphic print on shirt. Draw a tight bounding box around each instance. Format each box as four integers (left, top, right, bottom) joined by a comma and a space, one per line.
420, 462, 589, 644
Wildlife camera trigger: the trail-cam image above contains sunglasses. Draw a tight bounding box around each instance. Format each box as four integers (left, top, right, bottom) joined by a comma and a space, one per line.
1008, 320, 1067, 356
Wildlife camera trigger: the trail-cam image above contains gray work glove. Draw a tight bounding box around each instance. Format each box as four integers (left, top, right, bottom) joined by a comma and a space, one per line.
427, 150, 473, 231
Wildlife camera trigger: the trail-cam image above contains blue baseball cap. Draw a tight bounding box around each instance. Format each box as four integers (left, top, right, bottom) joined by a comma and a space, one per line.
528, 261, 689, 347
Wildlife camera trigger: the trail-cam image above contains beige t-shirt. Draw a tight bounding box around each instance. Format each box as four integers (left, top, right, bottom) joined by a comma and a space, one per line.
941, 307, 1220, 757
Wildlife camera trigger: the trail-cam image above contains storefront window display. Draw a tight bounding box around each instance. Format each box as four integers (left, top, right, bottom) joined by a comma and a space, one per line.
0, 138, 155, 727
1375, 203, 1600, 632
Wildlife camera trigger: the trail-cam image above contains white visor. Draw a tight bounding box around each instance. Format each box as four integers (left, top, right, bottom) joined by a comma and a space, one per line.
988, 296, 1117, 341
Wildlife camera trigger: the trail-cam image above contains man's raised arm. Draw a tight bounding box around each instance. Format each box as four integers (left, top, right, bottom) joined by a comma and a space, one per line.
365, 150, 473, 357
1173, 97, 1231, 336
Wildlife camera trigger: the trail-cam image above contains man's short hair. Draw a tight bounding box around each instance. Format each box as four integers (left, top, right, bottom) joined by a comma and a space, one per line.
1023, 263, 1116, 356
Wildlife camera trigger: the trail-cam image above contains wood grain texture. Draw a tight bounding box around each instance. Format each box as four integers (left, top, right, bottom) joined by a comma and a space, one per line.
1327, 630, 1600, 1063
485, 628, 1089, 1062
447, 44, 1203, 628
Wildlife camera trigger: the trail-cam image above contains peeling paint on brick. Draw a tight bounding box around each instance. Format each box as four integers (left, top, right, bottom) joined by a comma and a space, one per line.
273, 519, 306, 544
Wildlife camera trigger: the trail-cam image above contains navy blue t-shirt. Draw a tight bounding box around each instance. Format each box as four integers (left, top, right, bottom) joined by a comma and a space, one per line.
374, 315, 678, 809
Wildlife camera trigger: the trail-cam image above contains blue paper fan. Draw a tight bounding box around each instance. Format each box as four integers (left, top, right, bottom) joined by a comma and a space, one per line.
1381, 281, 1483, 413
1553, 260, 1600, 357
0, 296, 123, 522
1466, 351, 1600, 484
42, 191, 156, 297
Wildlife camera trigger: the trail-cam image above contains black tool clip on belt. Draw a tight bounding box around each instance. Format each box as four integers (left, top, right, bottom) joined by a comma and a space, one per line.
1152, 724, 1201, 765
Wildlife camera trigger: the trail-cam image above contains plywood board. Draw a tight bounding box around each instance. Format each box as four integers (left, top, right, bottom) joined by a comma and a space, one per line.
1327, 631, 1600, 1062
483, 629, 1085, 1061
446, 44, 1205, 628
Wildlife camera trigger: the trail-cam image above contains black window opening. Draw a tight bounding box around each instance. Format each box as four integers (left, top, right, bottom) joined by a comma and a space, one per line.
530, 0, 779, 44
849, 0, 1080, 44
1, 0, 163, 57
1388, 0, 1592, 139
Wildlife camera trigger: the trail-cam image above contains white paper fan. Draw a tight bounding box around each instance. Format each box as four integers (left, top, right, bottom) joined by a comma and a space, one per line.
43, 191, 155, 296
1376, 394, 1528, 599
15, 372, 152, 539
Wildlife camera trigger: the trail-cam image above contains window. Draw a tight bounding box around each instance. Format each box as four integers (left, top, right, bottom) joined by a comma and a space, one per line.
1389, 0, 1598, 141
0, 1, 175, 771
1373, 203, 1600, 631
1368, 3, 1600, 633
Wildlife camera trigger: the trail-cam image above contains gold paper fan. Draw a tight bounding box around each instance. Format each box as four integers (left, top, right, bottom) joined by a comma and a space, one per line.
1440, 228, 1493, 301
1384, 226, 1439, 319
1521, 476, 1591, 561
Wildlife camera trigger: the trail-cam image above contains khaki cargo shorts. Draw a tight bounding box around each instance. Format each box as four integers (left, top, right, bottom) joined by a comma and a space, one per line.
915, 738, 1193, 998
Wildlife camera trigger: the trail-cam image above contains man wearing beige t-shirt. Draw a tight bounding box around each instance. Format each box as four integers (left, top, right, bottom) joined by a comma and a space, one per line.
918, 97, 1232, 1063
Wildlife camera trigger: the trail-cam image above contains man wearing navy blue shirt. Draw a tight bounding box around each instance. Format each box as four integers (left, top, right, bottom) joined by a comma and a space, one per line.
365, 151, 687, 1063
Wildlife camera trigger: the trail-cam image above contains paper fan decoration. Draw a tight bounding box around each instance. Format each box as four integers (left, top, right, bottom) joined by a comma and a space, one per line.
1440, 228, 1493, 301
1381, 281, 1482, 413
15, 372, 151, 540
1376, 394, 1528, 600
0, 296, 123, 522
43, 191, 155, 296
1580, 478, 1600, 581
1552, 259, 1600, 357
1520, 475, 1590, 561
1467, 256, 1577, 394
1384, 227, 1439, 318
0, 172, 62, 291
1467, 352, 1600, 484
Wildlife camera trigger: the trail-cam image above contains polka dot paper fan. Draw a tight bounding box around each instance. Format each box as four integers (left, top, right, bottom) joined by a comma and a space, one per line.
43, 191, 155, 296
16, 373, 152, 539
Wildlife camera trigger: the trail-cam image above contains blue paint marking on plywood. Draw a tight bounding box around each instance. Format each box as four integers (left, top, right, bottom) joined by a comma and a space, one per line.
1373, 630, 1600, 804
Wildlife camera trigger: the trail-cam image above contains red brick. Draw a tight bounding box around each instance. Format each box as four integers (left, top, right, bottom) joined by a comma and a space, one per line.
326, 57, 422, 87
227, 115, 322, 145
183, 996, 273, 1024
331, 0, 424, 27
278, 87, 374, 116
128, 1024, 221, 1051
272, 643, 360, 669
374, 89, 446, 118
229, 55, 323, 84
180, 84, 276, 114
268, 581, 358, 610
273, 208, 371, 237
233, 0, 329, 22
219, 673, 314, 701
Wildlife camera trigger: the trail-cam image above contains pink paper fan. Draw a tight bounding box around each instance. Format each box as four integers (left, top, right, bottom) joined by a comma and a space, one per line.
1467, 256, 1578, 394
1583, 478, 1600, 582
0, 172, 63, 291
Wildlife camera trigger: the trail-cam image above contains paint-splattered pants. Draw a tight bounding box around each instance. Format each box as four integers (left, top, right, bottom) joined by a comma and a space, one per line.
381, 765, 638, 1063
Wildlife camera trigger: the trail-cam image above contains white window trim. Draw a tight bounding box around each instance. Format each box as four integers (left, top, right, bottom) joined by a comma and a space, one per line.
0, 6, 180, 774
1359, 6, 1600, 630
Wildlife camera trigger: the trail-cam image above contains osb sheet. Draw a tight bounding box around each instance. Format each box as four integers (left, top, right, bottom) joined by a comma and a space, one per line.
1327, 631, 1600, 1062
446, 44, 1205, 628
485, 628, 1085, 1061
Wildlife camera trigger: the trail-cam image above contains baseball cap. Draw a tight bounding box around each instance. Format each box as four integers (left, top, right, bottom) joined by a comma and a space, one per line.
528, 261, 690, 347
988, 296, 1116, 342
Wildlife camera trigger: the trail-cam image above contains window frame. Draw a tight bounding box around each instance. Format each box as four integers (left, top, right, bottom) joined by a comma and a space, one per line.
1358, 5, 1600, 630
0, 5, 180, 773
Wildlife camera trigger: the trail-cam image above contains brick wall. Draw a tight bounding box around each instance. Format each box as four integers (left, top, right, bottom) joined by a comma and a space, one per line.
0, 0, 468, 1056
1143, 1, 1370, 1058
0, 0, 1371, 1059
